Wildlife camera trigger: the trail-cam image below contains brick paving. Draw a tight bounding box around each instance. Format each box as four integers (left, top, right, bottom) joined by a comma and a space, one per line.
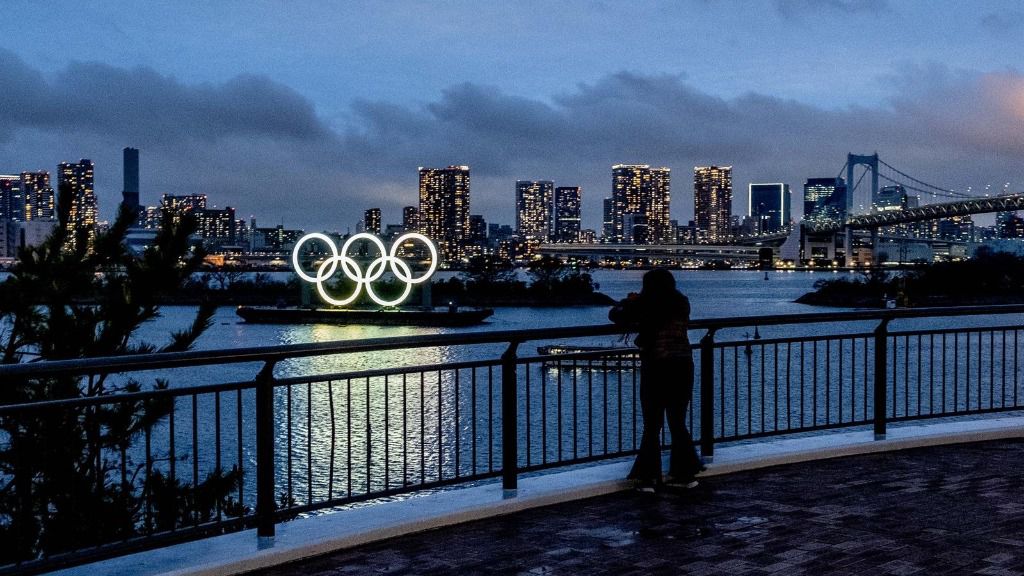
252, 439, 1024, 575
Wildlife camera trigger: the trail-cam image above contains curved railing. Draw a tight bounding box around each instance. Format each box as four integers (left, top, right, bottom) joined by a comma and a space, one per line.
2, 304, 1024, 573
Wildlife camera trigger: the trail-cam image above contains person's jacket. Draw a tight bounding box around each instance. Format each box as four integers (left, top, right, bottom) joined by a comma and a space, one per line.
608, 291, 691, 359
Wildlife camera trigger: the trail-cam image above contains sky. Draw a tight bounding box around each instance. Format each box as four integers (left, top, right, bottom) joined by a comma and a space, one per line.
2, 0, 1023, 233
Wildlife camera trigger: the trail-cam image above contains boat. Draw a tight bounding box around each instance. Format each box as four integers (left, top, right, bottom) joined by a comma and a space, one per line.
536, 344, 638, 370
235, 306, 494, 327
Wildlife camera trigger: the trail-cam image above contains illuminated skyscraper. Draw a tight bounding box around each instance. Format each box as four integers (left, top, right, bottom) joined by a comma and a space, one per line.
694, 165, 732, 242
748, 183, 790, 234
418, 166, 470, 264
402, 206, 419, 232
58, 159, 97, 253
515, 180, 553, 241
553, 186, 582, 243
122, 147, 140, 216
0, 175, 24, 221
803, 177, 847, 225
161, 193, 207, 223
21, 171, 54, 221
610, 165, 671, 244
364, 208, 382, 234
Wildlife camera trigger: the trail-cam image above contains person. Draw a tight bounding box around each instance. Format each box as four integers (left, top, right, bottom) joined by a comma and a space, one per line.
609, 268, 704, 492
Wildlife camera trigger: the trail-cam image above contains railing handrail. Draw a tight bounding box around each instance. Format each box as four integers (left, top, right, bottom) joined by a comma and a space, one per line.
2, 304, 1023, 380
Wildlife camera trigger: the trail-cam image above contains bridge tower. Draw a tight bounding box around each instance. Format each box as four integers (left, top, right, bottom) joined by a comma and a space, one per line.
845, 153, 879, 266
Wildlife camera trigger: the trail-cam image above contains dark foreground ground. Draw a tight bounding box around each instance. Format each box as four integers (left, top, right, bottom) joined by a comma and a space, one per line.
252, 439, 1024, 575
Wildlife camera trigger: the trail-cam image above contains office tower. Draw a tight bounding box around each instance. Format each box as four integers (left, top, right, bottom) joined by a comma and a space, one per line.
21, 171, 54, 221
553, 186, 582, 243
0, 175, 24, 221
122, 147, 140, 216
161, 194, 207, 222
515, 180, 553, 241
748, 183, 791, 234
418, 165, 470, 264
469, 214, 487, 244
693, 166, 732, 242
364, 208, 382, 235
58, 159, 97, 253
402, 206, 419, 232
602, 197, 614, 242
196, 206, 236, 245
608, 165, 671, 244
803, 177, 847, 225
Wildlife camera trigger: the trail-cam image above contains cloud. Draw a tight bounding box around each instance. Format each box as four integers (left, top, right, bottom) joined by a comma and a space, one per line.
775, 0, 888, 18
1, 48, 1022, 234
980, 10, 1024, 34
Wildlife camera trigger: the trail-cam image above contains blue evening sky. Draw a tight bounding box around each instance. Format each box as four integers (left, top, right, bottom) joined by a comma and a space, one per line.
2, 0, 1022, 232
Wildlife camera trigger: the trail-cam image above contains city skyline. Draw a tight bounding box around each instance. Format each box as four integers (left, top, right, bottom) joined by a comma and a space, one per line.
1, 2, 1022, 231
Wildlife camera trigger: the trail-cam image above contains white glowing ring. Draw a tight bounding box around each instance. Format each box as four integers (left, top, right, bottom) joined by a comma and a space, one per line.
291, 232, 437, 307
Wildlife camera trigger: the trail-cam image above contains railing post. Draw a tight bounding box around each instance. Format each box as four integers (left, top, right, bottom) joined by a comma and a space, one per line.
501, 340, 520, 494
873, 319, 889, 440
699, 329, 716, 463
255, 360, 277, 545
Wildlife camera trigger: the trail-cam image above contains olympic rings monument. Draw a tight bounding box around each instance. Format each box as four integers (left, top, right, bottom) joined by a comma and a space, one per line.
235, 232, 494, 326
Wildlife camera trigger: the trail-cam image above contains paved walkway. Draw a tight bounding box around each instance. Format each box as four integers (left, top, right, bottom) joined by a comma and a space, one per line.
251, 439, 1024, 576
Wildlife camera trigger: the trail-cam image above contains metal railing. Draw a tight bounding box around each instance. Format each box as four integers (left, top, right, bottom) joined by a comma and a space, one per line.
2, 305, 1024, 573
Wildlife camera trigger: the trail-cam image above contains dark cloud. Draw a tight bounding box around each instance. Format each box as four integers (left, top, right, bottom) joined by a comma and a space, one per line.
776, 0, 888, 18
980, 10, 1024, 34
1, 47, 1022, 233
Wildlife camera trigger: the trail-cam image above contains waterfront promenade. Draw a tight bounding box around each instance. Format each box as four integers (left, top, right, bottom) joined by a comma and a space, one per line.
254, 437, 1024, 576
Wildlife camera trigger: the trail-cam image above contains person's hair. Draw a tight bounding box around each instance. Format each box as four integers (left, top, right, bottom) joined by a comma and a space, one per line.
640, 268, 676, 298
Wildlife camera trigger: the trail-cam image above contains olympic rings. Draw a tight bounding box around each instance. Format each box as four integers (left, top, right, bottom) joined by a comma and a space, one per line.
291, 232, 438, 307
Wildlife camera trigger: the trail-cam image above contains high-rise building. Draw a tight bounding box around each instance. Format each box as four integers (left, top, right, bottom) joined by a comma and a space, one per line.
602, 197, 614, 242
553, 186, 582, 243
609, 165, 671, 244
418, 166, 470, 264
694, 166, 732, 242
122, 147, 140, 216
58, 159, 97, 253
21, 171, 54, 221
515, 180, 554, 241
803, 177, 847, 225
748, 183, 791, 234
402, 206, 419, 232
0, 175, 24, 221
364, 208, 382, 235
468, 214, 488, 248
196, 207, 236, 246
161, 193, 207, 225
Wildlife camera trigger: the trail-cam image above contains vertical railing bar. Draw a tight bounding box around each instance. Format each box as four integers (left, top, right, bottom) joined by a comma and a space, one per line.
501, 340, 520, 492
800, 341, 805, 428
916, 335, 922, 416
347, 378, 352, 497
1001, 330, 1007, 408
145, 416, 153, 532
945, 333, 950, 414
419, 372, 425, 484
525, 363, 532, 467
256, 361, 277, 540
990, 331, 995, 409
601, 354, 607, 457
471, 366, 477, 476
489, 365, 495, 474
786, 342, 792, 430
215, 390, 222, 522
773, 342, 779, 432
719, 344, 726, 436
306, 380, 312, 506
904, 335, 910, 418
328, 380, 335, 501
760, 341, 766, 433
385, 374, 391, 489
366, 376, 372, 493
825, 339, 831, 425
287, 383, 293, 506
454, 369, 460, 476
699, 329, 716, 462
733, 347, 739, 436
540, 362, 547, 465
838, 338, 844, 423
930, 333, 935, 415
558, 361, 565, 461
747, 340, 753, 435
812, 340, 817, 427
402, 373, 408, 486
1015, 329, 1019, 408
978, 330, 983, 411
873, 319, 889, 440
237, 388, 243, 510
850, 338, 856, 423
437, 369, 442, 482
890, 335, 897, 419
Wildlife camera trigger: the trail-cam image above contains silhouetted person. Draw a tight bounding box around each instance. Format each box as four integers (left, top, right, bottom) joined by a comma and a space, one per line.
609, 268, 704, 492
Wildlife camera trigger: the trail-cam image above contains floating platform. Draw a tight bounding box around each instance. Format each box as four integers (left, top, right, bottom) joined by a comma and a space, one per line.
235, 306, 493, 327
